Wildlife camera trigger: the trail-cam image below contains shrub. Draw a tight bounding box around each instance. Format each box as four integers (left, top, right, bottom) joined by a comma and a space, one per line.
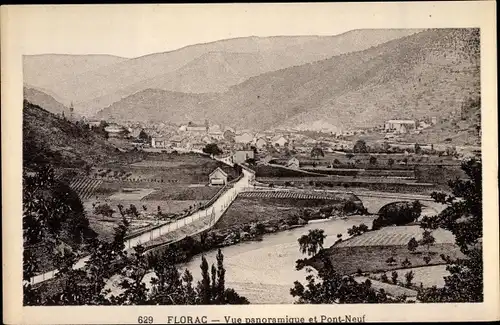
391, 271, 398, 284
372, 200, 422, 230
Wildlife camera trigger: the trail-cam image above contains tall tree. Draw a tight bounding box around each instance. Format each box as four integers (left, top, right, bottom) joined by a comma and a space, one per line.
418, 158, 483, 302
197, 256, 212, 304
353, 140, 368, 153
298, 229, 326, 257
310, 147, 325, 159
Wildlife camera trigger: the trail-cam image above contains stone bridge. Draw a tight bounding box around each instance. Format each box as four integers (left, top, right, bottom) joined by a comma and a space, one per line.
351, 191, 448, 216
248, 186, 448, 216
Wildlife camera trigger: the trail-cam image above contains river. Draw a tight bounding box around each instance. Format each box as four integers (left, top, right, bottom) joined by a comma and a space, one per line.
141, 215, 375, 304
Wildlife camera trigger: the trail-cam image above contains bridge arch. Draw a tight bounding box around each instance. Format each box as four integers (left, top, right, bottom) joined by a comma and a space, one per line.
356, 194, 448, 216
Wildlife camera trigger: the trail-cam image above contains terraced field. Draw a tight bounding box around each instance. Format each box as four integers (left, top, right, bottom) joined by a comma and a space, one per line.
239, 190, 357, 201
335, 225, 455, 247
69, 177, 103, 200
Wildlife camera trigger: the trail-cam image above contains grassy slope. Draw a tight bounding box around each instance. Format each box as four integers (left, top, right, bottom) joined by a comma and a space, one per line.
23, 100, 121, 169
312, 244, 463, 276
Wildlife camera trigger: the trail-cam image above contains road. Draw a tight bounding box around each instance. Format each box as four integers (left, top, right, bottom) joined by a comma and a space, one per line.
28, 156, 253, 285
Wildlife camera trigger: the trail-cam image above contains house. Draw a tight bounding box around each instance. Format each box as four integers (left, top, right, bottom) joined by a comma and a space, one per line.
202, 135, 213, 144
151, 138, 167, 148
209, 167, 228, 185
187, 125, 207, 133
232, 150, 255, 164
104, 124, 128, 139
384, 120, 416, 134
287, 157, 300, 169
261, 155, 275, 164
87, 120, 102, 128
234, 132, 254, 144
181, 122, 207, 133
271, 136, 288, 147
169, 135, 184, 147
254, 138, 267, 149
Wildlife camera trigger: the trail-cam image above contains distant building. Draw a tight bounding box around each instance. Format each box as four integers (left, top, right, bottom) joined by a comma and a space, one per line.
261, 155, 275, 164
181, 122, 207, 133
104, 124, 128, 139
254, 138, 267, 149
271, 136, 288, 147
151, 137, 168, 148
232, 150, 255, 164
169, 135, 183, 147
234, 132, 254, 144
418, 120, 432, 130
384, 120, 416, 134
287, 157, 300, 169
187, 125, 207, 133
209, 167, 228, 186
87, 120, 102, 128
431, 117, 438, 125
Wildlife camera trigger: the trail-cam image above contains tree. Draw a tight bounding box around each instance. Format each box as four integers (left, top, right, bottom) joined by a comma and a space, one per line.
404, 271, 415, 287
414, 143, 422, 155
418, 158, 483, 302
401, 258, 412, 268
419, 230, 435, 252
380, 273, 389, 283
95, 203, 115, 218
310, 147, 325, 159
353, 140, 368, 153
423, 255, 432, 265
298, 229, 326, 257
127, 204, 139, 218
391, 271, 399, 284
387, 158, 395, 168
386, 257, 396, 265
202, 143, 223, 156
372, 200, 422, 230
346, 153, 354, 160
138, 130, 151, 143
369, 156, 377, 165
407, 237, 419, 253
290, 255, 394, 303
347, 224, 368, 237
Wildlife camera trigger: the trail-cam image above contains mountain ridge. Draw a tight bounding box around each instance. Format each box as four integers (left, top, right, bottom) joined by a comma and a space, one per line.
23, 29, 422, 115
95, 28, 479, 138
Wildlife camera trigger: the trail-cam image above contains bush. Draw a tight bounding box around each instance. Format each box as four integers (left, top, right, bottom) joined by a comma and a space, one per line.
372, 200, 422, 230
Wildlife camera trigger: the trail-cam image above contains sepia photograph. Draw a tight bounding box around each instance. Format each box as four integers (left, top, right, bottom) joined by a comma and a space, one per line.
2, 2, 498, 324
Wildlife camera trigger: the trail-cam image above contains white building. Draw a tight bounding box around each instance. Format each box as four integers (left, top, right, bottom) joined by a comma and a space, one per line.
234, 132, 254, 144
209, 167, 228, 185
287, 157, 300, 169
151, 137, 168, 148
384, 120, 416, 134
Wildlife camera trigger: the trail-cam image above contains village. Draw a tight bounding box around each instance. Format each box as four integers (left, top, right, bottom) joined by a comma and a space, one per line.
83, 114, 480, 166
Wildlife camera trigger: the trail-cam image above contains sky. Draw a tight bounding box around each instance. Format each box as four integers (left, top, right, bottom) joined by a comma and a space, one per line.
14, 3, 430, 58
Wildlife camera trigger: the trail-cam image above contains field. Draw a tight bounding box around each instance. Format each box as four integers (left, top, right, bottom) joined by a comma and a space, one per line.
271, 152, 459, 169
238, 190, 361, 201
335, 225, 455, 247
107, 188, 156, 200
68, 177, 103, 200
353, 276, 418, 298
312, 243, 464, 276
256, 177, 440, 194
96, 153, 238, 184
371, 264, 450, 288
80, 152, 237, 241
142, 185, 222, 201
